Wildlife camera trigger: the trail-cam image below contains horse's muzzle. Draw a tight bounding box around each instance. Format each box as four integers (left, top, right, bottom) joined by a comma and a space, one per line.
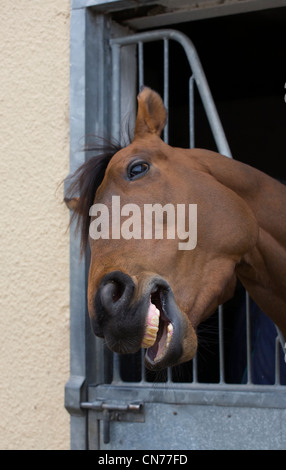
91, 270, 193, 370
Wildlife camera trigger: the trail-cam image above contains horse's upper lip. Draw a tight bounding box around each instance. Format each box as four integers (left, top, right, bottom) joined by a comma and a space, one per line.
140, 280, 183, 370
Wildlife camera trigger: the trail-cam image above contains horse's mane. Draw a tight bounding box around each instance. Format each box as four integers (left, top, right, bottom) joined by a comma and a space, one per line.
64, 139, 122, 253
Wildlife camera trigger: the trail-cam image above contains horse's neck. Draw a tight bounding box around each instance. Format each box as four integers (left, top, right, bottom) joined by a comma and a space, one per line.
197, 149, 286, 244
194, 149, 286, 335
193, 149, 286, 246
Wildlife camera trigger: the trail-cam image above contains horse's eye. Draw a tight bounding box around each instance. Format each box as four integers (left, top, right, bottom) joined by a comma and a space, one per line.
127, 161, 150, 180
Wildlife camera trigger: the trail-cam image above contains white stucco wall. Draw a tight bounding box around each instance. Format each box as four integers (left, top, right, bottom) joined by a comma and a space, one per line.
0, 0, 70, 449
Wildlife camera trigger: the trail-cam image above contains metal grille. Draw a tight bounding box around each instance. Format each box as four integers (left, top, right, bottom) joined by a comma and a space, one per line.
107, 29, 286, 391
110, 29, 232, 156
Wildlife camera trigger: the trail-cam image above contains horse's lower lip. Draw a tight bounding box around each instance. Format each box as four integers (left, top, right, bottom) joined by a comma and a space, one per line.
145, 326, 173, 363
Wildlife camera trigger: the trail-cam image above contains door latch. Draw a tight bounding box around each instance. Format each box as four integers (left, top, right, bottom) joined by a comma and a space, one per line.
81, 400, 144, 444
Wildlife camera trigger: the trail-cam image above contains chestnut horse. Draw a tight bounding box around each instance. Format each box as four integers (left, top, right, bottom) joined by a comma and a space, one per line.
66, 87, 286, 371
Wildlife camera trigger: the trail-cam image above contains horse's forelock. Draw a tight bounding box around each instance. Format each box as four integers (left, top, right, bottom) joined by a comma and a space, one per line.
65, 139, 122, 253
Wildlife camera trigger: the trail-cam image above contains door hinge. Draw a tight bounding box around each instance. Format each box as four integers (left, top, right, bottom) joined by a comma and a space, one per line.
81, 400, 145, 444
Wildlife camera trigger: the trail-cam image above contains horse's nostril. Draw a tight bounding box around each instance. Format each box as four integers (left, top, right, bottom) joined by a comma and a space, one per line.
109, 280, 125, 303
98, 271, 135, 314
100, 281, 120, 309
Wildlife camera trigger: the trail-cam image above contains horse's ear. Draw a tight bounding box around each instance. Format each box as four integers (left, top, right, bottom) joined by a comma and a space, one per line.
64, 196, 80, 212
134, 87, 167, 138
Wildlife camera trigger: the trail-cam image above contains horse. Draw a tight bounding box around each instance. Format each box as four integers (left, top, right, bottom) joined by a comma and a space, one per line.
65, 87, 286, 372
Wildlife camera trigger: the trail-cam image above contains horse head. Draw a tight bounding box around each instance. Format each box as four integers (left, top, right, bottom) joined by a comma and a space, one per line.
66, 87, 286, 370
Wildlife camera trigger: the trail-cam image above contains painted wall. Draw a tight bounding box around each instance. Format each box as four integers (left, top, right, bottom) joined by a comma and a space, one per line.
0, 0, 70, 449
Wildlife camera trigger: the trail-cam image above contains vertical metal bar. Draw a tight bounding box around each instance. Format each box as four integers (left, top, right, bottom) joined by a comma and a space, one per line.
112, 353, 121, 383
138, 41, 144, 90
218, 305, 225, 383
67, 7, 91, 450
167, 367, 172, 383
275, 325, 286, 355
111, 44, 121, 143
246, 292, 252, 384
275, 326, 286, 385
163, 38, 169, 144
275, 337, 281, 385
192, 354, 198, 383
141, 349, 146, 383
189, 76, 195, 148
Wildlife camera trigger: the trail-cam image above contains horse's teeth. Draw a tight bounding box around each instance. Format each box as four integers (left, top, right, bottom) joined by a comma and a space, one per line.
141, 302, 160, 348
141, 337, 155, 348
141, 300, 174, 357
167, 322, 173, 338
166, 323, 173, 348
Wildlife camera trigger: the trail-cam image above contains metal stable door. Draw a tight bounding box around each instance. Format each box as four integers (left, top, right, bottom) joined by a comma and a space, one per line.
66, 23, 286, 450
